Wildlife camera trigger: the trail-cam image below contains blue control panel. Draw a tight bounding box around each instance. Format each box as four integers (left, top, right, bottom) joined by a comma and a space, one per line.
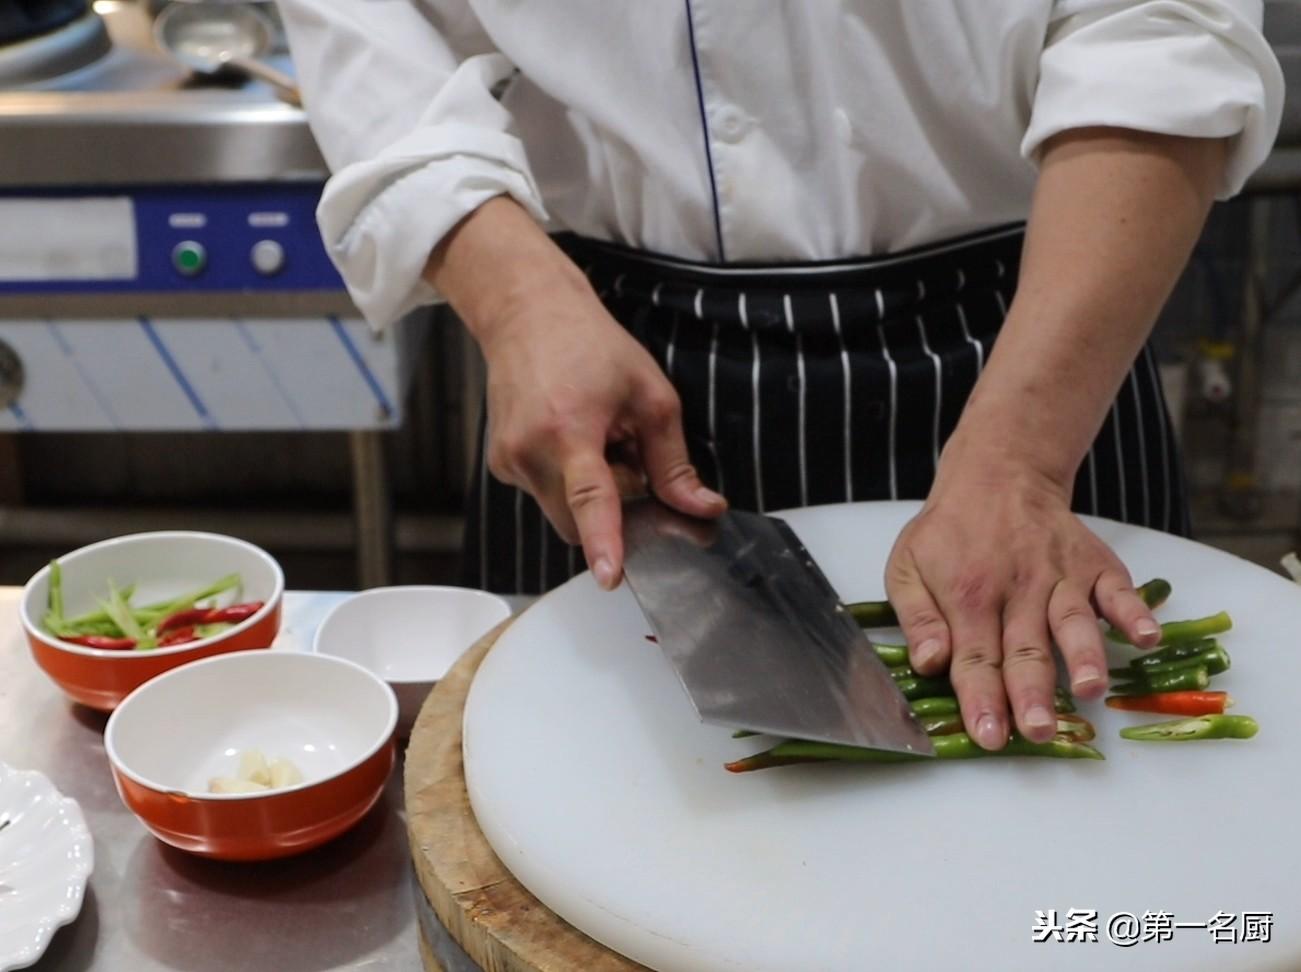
0, 183, 345, 293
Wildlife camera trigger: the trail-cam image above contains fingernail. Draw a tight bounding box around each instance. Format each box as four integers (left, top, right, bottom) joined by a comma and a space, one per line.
975, 714, 1005, 749
694, 485, 724, 507
593, 556, 617, 589
915, 638, 942, 668
1072, 665, 1104, 692
1136, 618, 1160, 640
1025, 705, 1055, 731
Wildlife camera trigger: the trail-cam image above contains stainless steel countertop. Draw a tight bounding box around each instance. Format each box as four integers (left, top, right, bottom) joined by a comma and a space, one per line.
0, 588, 424, 972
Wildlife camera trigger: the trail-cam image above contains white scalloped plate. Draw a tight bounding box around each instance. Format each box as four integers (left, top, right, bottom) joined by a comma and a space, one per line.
0, 764, 94, 971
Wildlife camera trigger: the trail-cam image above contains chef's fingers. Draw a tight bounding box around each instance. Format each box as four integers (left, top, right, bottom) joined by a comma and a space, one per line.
1000, 583, 1060, 744
941, 593, 1009, 752
1048, 578, 1109, 700
885, 548, 951, 676
634, 385, 727, 518
563, 450, 625, 590
1093, 565, 1160, 649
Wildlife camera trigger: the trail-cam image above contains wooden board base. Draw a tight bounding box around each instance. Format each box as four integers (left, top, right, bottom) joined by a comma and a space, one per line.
404, 618, 646, 972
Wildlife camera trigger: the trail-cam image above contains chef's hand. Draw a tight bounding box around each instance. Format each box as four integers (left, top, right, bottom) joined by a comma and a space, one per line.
884, 444, 1161, 749
425, 197, 727, 589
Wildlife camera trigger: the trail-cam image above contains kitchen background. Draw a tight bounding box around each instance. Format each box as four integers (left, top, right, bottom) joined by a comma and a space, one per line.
1, 0, 1299, 591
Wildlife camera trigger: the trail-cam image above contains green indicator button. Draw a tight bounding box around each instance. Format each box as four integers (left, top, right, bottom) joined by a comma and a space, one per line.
172, 241, 207, 277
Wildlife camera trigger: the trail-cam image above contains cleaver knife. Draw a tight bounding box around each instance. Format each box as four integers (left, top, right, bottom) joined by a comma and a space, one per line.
621, 498, 935, 756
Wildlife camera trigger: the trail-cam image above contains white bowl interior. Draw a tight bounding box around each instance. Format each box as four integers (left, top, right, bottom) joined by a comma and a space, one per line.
106, 652, 395, 797
312, 586, 511, 684
21, 532, 282, 650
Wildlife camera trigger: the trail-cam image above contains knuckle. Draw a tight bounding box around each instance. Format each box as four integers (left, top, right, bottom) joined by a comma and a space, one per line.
567, 478, 613, 511
642, 386, 681, 427
901, 607, 945, 633
952, 644, 1001, 674
1002, 642, 1050, 669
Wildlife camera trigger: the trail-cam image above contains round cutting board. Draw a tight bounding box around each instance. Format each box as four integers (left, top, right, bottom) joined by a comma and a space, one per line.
462, 502, 1301, 971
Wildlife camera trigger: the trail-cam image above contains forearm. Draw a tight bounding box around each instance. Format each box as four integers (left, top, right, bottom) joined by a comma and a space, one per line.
941, 127, 1226, 491
424, 195, 591, 351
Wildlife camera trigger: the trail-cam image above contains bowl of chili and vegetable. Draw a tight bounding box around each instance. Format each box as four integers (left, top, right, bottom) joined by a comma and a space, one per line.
20, 532, 284, 711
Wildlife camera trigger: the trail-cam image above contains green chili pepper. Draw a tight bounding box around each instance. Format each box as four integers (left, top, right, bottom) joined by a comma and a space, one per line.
1109, 612, 1232, 647
1127, 638, 1218, 670
894, 675, 954, 700
1111, 666, 1210, 696
910, 697, 960, 717
1137, 578, 1173, 610
723, 732, 1104, 772
1112, 646, 1229, 680
872, 641, 909, 667
847, 600, 898, 629
1119, 715, 1258, 741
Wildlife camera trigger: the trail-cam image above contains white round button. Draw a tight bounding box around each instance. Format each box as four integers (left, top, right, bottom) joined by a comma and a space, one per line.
715, 106, 751, 143
250, 239, 285, 276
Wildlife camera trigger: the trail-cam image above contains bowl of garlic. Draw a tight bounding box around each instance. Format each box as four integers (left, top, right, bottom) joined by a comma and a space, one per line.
104, 651, 397, 860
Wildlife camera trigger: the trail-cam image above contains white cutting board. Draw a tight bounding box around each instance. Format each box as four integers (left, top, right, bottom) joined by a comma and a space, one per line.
463, 502, 1301, 972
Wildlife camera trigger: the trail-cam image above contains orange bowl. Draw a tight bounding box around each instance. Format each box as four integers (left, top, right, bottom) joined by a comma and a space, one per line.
105, 651, 398, 861
20, 532, 285, 711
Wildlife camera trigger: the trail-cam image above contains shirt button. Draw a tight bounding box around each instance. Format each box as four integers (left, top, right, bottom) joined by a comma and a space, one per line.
715, 106, 751, 143
833, 107, 854, 146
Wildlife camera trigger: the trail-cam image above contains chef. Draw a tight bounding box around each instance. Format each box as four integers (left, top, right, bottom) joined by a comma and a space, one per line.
276, 1, 1281, 752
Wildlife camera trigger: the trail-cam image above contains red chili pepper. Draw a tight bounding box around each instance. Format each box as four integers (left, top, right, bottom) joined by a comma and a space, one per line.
202, 601, 264, 625
158, 626, 200, 647
155, 607, 209, 635
1105, 691, 1230, 717
156, 601, 264, 634
62, 635, 136, 651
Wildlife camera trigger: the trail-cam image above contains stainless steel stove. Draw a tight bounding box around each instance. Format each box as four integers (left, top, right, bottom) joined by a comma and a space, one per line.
0, 0, 435, 586
0, 0, 324, 187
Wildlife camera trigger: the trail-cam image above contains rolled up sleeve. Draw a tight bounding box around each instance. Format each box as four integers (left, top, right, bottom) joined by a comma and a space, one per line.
278, 0, 548, 329
1023, 0, 1284, 198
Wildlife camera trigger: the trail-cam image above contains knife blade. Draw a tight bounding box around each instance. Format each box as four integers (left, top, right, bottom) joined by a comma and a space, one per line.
621, 498, 934, 755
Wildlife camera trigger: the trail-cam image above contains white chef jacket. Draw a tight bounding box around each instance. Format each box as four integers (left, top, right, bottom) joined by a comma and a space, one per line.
277, 1, 1283, 329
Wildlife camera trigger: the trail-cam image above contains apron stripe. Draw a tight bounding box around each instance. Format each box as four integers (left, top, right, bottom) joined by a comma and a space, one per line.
877, 318, 900, 501
1128, 369, 1151, 526
956, 303, 984, 371
740, 291, 764, 510
829, 292, 854, 502
1110, 402, 1129, 522
783, 293, 810, 507
460, 228, 1189, 593
917, 311, 943, 472
1143, 345, 1174, 533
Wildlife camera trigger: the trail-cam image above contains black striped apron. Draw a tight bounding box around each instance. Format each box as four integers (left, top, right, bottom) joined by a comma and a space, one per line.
460, 225, 1188, 594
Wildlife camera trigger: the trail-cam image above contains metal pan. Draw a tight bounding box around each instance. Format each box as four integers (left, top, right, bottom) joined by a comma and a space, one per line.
153, 1, 300, 106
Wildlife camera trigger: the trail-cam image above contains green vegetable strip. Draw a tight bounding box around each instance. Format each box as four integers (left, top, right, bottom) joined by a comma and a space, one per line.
909, 697, 959, 717
48, 561, 64, 626
138, 573, 241, 618
1109, 611, 1233, 647
1137, 578, 1173, 610
1128, 638, 1218, 670
848, 600, 898, 629
894, 675, 954, 700
1119, 715, 1258, 741
1111, 646, 1229, 680
1111, 666, 1210, 696
872, 642, 909, 668
102, 581, 149, 647
767, 733, 1103, 763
